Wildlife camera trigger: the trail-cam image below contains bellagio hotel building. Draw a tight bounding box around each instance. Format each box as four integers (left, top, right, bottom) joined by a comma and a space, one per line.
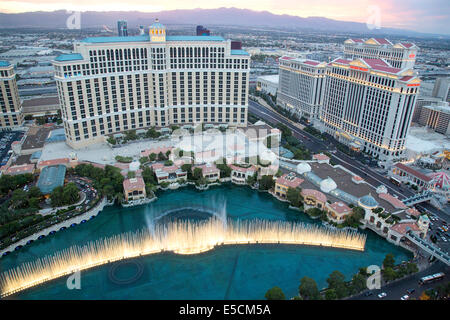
53, 20, 250, 148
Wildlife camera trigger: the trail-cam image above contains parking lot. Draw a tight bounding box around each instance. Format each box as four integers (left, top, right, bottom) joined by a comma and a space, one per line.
0, 130, 24, 166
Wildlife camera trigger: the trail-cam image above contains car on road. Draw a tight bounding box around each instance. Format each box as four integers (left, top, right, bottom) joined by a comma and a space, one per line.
364, 291, 373, 297
401, 295, 410, 300
378, 292, 387, 299
406, 288, 415, 294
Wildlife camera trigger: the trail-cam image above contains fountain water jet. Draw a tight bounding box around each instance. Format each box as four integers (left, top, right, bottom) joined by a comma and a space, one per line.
0, 217, 366, 298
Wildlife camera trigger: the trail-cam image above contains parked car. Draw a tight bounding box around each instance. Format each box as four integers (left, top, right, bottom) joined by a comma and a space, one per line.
378, 292, 387, 299
401, 295, 409, 300
406, 288, 415, 294
364, 291, 373, 297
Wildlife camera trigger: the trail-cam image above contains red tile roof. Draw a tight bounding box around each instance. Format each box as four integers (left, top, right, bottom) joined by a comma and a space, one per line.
303, 60, 321, 66
313, 153, 330, 161
394, 163, 432, 182
400, 42, 414, 49
362, 58, 401, 74
196, 163, 220, 175
230, 164, 256, 173
333, 58, 352, 65
352, 38, 365, 43
38, 158, 69, 167
378, 193, 408, 209
390, 222, 421, 235
5, 164, 35, 175
301, 189, 327, 203
374, 38, 392, 45
123, 177, 145, 191
328, 201, 352, 214
399, 76, 414, 82
276, 174, 304, 189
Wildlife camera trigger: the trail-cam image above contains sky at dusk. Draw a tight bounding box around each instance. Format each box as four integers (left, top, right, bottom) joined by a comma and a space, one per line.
0, 0, 449, 34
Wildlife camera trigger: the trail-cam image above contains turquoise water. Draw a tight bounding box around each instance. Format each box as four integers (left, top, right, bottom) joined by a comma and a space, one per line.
0, 184, 411, 299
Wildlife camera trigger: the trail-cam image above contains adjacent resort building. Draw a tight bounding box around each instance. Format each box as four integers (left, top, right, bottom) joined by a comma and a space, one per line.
0, 61, 23, 128
343, 38, 418, 69
319, 57, 420, 161
277, 57, 326, 121
52, 19, 250, 149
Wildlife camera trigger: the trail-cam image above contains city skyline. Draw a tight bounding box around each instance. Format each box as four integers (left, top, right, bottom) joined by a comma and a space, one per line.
0, 1, 449, 35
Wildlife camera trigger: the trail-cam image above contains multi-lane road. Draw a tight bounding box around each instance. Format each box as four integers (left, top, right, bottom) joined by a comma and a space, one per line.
248, 99, 448, 221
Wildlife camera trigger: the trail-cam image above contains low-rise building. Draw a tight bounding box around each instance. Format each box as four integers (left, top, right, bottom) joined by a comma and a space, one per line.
151, 163, 187, 184
391, 162, 433, 189
195, 163, 220, 181
326, 201, 352, 224
274, 173, 304, 198
256, 74, 279, 96
5, 163, 35, 176
229, 164, 256, 184
123, 177, 146, 201
301, 189, 327, 209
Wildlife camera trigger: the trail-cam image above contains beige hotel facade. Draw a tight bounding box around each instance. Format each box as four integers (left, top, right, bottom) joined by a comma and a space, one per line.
53, 20, 250, 149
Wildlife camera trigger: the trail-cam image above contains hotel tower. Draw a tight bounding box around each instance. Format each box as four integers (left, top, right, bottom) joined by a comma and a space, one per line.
53, 19, 250, 148
320, 57, 420, 161
277, 57, 326, 121
0, 61, 23, 129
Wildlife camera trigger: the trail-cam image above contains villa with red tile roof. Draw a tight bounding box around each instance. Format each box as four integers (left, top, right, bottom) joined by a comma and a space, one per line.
301, 189, 327, 209
150, 163, 187, 184
229, 164, 256, 184
195, 163, 220, 182
275, 173, 304, 198
123, 177, 146, 201
326, 201, 352, 224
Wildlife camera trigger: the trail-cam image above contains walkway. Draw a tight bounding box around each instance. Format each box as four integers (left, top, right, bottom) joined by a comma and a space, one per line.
405, 231, 450, 266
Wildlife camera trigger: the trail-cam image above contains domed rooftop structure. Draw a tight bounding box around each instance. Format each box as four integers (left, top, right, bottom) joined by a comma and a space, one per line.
149, 18, 166, 42
320, 177, 337, 193
376, 185, 388, 194
296, 162, 311, 175
358, 194, 379, 209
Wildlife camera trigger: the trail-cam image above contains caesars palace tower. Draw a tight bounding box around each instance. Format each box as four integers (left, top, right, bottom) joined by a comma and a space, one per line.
53, 19, 250, 149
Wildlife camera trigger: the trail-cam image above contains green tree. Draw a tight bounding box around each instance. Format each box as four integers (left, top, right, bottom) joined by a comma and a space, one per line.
265, 286, 286, 300
158, 152, 166, 161
383, 253, 395, 269
382, 267, 397, 282
350, 273, 367, 294
142, 167, 157, 185
299, 276, 320, 300
259, 175, 274, 191
193, 167, 203, 181
286, 187, 302, 207
62, 182, 80, 205
149, 153, 157, 162
327, 270, 348, 298
325, 289, 338, 300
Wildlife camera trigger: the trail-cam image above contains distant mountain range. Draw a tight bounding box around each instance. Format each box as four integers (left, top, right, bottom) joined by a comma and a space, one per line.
0, 8, 445, 38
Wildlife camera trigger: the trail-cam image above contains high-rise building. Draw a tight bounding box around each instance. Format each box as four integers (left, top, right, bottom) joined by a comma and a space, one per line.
343, 38, 418, 69
432, 77, 450, 102
277, 57, 326, 120
320, 57, 420, 161
0, 61, 23, 128
196, 25, 210, 36
53, 19, 250, 149
117, 20, 128, 37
